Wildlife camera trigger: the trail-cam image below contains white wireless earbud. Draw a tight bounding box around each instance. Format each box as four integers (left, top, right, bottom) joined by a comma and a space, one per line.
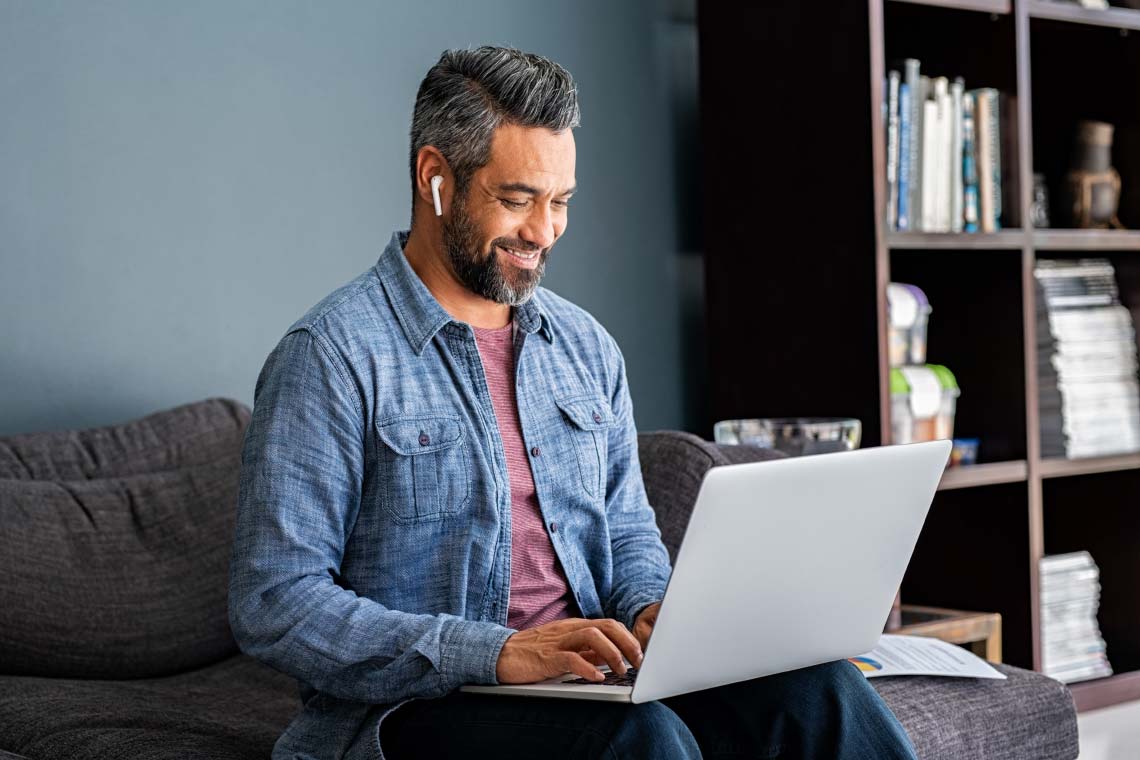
430, 175, 444, 216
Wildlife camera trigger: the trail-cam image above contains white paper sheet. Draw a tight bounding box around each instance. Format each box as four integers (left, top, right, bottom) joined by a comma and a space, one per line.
848, 634, 1007, 679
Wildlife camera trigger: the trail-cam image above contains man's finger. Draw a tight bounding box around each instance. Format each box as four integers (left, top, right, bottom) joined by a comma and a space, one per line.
578, 648, 608, 666
560, 651, 604, 682
563, 627, 627, 675
593, 618, 644, 667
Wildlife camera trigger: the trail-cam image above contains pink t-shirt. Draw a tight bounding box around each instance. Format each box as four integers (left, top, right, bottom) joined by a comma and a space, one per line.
472, 319, 579, 630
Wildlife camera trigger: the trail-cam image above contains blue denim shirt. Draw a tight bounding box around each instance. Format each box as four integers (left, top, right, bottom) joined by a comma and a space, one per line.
229, 230, 673, 759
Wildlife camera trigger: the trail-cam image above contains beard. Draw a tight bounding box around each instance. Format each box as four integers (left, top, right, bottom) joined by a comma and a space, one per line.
442, 190, 548, 307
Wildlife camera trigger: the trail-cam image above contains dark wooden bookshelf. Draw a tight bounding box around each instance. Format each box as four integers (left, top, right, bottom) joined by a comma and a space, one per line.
699, 0, 1140, 712
887, 230, 1026, 249
1027, 0, 1140, 31
1034, 229, 1140, 250
939, 460, 1028, 490
1040, 452, 1140, 479
1069, 670, 1140, 712
890, 0, 1011, 14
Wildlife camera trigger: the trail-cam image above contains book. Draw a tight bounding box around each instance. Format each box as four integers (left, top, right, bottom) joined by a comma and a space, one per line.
933, 77, 952, 232
1041, 551, 1096, 573
986, 88, 1003, 229
898, 83, 912, 231
921, 97, 938, 232
904, 59, 921, 230
971, 87, 1003, 230
975, 89, 994, 232
887, 70, 900, 231
950, 78, 964, 233
962, 92, 979, 232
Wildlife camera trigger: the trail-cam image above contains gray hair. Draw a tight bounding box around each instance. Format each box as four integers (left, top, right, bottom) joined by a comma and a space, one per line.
409, 46, 580, 216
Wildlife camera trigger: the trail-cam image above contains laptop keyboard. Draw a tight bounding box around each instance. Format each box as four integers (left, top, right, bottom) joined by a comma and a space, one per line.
567, 667, 639, 687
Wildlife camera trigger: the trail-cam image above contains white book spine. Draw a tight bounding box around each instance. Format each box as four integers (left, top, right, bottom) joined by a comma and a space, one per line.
922, 99, 939, 232
914, 75, 929, 230
935, 78, 952, 232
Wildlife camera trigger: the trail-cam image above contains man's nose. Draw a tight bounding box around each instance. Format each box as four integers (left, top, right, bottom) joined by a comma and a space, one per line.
519, 203, 556, 250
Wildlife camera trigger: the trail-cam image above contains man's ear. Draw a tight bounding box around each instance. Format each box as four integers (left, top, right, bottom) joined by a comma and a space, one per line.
415, 146, 453, 216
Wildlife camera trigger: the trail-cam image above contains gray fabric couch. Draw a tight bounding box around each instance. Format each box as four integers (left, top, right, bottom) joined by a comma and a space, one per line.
0, 398, 1079, 759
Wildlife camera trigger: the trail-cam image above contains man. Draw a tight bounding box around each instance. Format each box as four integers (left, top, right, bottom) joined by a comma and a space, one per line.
229, 46, 918, 759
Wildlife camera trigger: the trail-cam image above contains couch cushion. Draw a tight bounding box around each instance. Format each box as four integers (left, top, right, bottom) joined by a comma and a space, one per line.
0, 399, 251, 679
0, 654, 297, 760
0, 457, 243, 679
0, 397, 250, 480
873, 663, 1078, 760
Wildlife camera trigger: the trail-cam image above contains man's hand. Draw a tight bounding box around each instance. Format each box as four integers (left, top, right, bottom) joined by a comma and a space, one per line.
495, 617, 644, 684
631, 602, 662, 653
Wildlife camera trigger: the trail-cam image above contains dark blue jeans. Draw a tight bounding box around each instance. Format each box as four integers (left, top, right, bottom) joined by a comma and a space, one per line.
379, 659, 918, 759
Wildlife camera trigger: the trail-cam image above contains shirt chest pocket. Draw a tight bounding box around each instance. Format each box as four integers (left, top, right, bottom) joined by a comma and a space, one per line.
375, 413, 470, 523
554, 394, 614, 499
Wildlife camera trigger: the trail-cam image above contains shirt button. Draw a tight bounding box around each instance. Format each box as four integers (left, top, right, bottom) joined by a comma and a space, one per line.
549, 522, 558, 533
530, 446, 541, 457
593, 411, 602, 423
418, 432, 430, 446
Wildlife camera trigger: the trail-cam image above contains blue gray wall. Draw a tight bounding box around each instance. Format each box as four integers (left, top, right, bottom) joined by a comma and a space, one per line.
0, 0, 704, 436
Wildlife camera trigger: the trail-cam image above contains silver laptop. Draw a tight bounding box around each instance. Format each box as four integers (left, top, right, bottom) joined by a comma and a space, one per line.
461, 439, 951, 704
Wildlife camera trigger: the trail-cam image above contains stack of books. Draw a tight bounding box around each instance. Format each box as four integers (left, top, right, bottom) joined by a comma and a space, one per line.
883, 58, 1007, 233
1036, 258, 1140, 459
1040, 551, 1113, 684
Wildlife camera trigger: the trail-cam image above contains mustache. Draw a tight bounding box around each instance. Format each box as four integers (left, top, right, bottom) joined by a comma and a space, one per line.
492, 238, 544, 255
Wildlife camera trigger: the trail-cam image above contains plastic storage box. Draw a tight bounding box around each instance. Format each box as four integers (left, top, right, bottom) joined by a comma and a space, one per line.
887, 283, 932, 367
890, 364, 960, 444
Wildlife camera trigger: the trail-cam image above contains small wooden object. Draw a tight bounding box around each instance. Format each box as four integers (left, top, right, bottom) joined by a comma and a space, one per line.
896, 604, 1003, 663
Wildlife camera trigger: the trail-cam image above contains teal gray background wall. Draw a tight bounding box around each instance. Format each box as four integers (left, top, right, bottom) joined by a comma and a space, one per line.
0, 1, 705, 436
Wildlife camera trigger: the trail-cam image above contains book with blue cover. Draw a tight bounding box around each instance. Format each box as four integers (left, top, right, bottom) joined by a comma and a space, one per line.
961, 92, 979, 233
886, 70, 900, 230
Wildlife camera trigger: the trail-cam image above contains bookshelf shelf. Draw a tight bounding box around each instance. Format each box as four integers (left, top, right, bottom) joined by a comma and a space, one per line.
699, 0, 1140, 713
889, 0, 1011, 14
938, 460, 1028, 490
1033, 229, 1140, 251
1040, 453, 1140, 479
1027, 0, 1140, 31
1068, 670, 1140, 713
888, 230, 1026, 249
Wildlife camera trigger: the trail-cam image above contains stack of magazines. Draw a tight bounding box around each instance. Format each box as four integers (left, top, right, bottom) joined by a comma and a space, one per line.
883, 58, 1007, 233
1040, 551, 1112, 684
1036, 258, 1140, 459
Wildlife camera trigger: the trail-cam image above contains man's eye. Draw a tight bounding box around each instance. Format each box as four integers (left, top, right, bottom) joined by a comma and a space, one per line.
501, 199, 526, 209
553, 200, 570, 208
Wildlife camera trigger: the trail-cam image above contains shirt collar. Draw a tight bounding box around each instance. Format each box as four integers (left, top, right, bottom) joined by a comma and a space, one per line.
375, 230, 555, 356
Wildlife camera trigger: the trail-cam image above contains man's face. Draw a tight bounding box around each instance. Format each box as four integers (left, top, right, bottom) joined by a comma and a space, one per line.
442, 124, 576, 306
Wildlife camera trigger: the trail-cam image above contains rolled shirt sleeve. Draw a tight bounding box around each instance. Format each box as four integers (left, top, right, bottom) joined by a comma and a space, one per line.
228, 327, 515, 703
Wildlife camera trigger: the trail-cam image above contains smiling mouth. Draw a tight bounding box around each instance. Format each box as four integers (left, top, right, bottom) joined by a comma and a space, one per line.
497, 245, 540, 262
